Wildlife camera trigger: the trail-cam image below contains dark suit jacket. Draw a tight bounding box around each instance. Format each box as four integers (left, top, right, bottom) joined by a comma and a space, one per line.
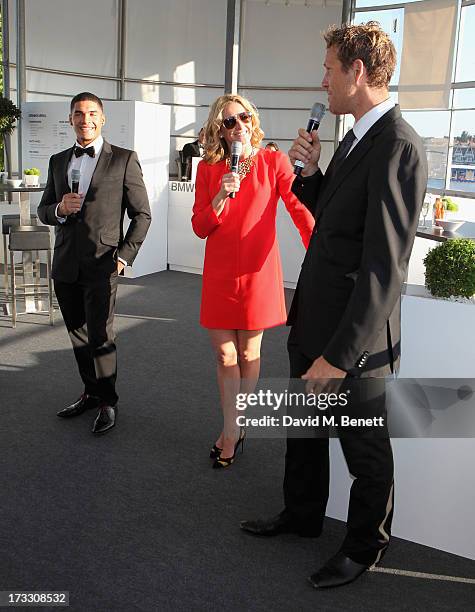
182, 140, 201, 161
38, 140, 151, 283
288, 106, 428, 377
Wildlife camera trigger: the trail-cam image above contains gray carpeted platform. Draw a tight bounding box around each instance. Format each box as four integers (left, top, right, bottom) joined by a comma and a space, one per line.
0, 270, 473, 612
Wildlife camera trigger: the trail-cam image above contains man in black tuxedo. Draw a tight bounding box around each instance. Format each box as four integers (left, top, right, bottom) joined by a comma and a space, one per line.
241, 23, 428, 587
38, 92, 151, 435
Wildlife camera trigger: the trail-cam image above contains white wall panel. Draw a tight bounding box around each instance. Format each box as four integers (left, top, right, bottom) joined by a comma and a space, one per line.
256, 107, 335, 142
27, 71, 117, 100
24, 0, 118, 77
239, 1, 340, 163
26, 93, 70, 102
7, 0, 16, 63
238, 89, 326, 110
126, 0, 226, 84
7, 66, 17, 103
240, 0, 342, 87
125, 83, 215, 166
124, 83, 221, 108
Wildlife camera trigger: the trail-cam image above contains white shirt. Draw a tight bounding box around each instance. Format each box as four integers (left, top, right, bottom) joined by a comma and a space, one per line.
347, 98, 396, 156
68, 135, 104, 200
56, 135, 104, 221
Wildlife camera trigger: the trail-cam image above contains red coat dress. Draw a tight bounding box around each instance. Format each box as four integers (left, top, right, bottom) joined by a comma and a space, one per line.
191, 149, 314, 330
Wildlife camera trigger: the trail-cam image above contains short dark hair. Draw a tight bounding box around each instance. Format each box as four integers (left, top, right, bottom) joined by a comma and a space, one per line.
324, 22, 396, 89
70, 92, 104, 113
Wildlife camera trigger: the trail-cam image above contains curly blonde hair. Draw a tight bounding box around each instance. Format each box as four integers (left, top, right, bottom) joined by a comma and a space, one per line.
324, 22, 396, 89
203, 94, 264, 165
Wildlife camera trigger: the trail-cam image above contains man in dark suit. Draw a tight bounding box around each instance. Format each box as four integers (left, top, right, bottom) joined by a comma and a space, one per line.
182, 128, 205, 163
181, 128, 204, 179
241, 23, 428, 587
38, 92, 151, 435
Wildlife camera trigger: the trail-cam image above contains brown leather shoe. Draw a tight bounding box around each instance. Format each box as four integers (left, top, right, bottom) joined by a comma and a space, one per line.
57, 393, 101, 418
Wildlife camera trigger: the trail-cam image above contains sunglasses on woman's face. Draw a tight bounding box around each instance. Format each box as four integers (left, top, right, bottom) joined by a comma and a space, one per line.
222, 111, 253, 130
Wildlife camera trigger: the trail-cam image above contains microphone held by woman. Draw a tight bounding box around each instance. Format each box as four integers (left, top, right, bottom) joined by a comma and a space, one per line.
229, 141, 243, 199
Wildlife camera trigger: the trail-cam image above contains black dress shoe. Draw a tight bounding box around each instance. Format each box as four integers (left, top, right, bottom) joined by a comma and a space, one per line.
92, 404, 117, 435
57, 393, 101, 418
308, 552, 369, 588
240, 511, 321, 538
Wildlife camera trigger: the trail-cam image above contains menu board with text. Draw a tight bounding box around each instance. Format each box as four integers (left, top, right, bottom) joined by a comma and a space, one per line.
21, 102, 134, 176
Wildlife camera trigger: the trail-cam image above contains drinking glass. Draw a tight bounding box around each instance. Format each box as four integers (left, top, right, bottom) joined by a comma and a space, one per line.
421, 199, 430, 228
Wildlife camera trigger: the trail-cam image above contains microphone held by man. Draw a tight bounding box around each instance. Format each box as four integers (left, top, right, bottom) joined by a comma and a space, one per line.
292, 102, 326, 177
71, 168, 80, 194
57, 169, 82, 218
68, 168, 81, 218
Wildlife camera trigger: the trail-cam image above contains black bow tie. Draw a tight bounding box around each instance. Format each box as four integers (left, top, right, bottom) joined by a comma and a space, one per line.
74, 146, 95, 158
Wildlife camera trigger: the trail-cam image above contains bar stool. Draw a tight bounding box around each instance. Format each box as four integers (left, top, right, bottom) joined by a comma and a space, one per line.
2, 214, 38, 300
8, 225, 54, 328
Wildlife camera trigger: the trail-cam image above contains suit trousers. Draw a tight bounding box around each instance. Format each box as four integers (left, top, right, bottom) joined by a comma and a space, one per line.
54, 271, 119, 406
284, 336, 394, 566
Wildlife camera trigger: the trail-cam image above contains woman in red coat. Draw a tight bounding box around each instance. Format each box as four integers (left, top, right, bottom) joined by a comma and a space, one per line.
192, 94, 314, 468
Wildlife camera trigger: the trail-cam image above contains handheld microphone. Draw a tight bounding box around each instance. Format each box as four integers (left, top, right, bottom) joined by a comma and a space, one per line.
71, 168, 80, 194
229, 141, 243, 199
70, 168, 81, 218
293, 102, 326, 176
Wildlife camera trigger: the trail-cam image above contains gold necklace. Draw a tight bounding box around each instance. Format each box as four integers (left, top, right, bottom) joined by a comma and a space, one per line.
225, 150, 255, 180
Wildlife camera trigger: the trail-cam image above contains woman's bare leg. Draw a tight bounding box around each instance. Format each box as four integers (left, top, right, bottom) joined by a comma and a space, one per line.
208, 329, 240, 454
219, 329, 264, 459
237, 329, 264, 397
208, 329, 265, 460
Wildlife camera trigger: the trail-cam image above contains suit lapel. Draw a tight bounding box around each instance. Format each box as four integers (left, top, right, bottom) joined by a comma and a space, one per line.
314, 138, 373, 220
57, 147, 74, 195
84, 140, 113, 202
315, 106, 401, 221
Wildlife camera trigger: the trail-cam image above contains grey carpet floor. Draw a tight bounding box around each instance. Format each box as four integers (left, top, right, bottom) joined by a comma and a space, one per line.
0, 270, 473, 612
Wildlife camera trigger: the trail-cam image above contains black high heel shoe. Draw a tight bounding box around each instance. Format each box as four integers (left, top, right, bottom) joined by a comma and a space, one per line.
212, 429, 245, 469
209, 444, 222, 459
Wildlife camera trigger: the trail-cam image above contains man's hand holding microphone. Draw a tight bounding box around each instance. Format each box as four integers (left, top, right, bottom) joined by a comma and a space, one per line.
58, 168, 82, 217
288, 102, 325, 178
288, 129, 322, 178
57, 192, 82, 217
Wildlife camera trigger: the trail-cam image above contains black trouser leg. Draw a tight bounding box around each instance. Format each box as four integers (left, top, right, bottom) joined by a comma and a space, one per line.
83, 274, 118, 406
54, 273, 119, 405
338, 380, 394, 565
283, 341, 328, 534
54, 279, 99, 397
284, 336, 394, 562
